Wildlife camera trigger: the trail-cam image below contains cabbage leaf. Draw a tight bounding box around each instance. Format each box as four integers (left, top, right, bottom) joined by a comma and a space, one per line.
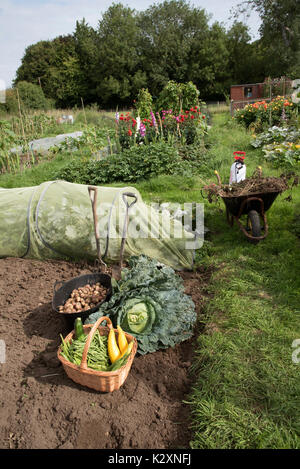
86, 255, 197, 354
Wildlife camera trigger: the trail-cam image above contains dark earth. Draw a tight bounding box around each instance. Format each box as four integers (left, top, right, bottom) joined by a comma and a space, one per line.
0, 257, 210, 449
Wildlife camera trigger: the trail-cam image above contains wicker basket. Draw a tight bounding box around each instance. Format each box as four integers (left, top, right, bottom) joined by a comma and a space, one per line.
57, 316, 138, 392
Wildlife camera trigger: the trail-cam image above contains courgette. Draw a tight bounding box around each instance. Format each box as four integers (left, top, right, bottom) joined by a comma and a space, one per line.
107, 341, 133, 371
74, 317, 85, 341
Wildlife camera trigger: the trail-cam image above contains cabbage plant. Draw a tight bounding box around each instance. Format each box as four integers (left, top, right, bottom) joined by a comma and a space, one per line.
86, 255, 197, 354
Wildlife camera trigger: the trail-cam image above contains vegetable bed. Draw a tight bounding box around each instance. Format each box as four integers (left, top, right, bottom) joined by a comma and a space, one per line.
0, 257, 209, 449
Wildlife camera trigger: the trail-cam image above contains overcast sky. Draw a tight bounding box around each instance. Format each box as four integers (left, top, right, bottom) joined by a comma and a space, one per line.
0, 0, 261, 88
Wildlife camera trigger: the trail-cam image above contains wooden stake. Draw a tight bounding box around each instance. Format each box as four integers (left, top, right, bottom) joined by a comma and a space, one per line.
81, 97, 87, 127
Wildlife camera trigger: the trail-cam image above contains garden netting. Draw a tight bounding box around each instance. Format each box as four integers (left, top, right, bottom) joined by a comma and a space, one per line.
0, 180, 197, 270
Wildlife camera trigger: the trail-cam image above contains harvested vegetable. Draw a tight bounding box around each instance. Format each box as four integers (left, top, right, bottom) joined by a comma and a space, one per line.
60, 329, 110, 371
107, 342, 133, 371
58, 282, 108, 314
59, 326, 133, 372
108, 328, 121, 363
74, 317, 85, 341
86, 255, 197, 355
120, 298, 157, 334
117, 325, 128, 354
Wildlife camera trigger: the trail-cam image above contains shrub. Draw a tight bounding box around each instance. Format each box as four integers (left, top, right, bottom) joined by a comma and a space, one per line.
156, 81, 200, 115
135, 88, 153, 119
54, 141, 185, 184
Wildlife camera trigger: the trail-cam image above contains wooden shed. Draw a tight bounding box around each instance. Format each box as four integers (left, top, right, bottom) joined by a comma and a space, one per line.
230, 77, 293, 114
230, 83, 264, 102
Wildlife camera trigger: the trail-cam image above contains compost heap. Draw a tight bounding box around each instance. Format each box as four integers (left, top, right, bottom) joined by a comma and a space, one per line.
0, 180, 196, 270
86, 255, 197, 354
203, 175, 291, 202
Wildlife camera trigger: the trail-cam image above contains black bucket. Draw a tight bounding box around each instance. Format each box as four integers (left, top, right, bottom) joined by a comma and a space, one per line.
52, 272, 112, 329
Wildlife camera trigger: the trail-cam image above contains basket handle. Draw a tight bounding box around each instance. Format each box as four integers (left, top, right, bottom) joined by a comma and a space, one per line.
53, 279, 64, 293
79, 316, 112, 371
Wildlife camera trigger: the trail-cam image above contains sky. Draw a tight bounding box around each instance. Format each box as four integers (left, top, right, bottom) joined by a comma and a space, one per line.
0, 0, 261, 88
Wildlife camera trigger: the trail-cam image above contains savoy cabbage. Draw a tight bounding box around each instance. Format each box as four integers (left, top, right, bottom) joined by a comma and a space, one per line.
86, 255, 197, 354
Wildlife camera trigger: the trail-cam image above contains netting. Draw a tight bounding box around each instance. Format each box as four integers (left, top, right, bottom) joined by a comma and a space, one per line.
0, 180, 196, 270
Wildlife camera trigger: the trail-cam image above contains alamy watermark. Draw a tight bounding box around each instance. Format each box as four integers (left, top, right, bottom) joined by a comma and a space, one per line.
97, 201, 205, 250
0, 340, 6, 364
0, 79, 6, 104
292, 339, 300, 364
291, 79, 300, 104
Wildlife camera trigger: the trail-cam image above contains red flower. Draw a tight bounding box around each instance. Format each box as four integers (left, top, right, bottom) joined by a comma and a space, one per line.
190, 115, 195, 119
120, 116, 124, 120
202, 115, 205, 119
128, 129, 132, 136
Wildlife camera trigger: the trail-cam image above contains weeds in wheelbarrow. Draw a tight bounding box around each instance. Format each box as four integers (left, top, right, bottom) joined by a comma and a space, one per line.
202, 174, 298, 243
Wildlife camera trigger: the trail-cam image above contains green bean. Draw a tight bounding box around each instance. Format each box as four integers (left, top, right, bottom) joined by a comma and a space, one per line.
59, 330, 110, 370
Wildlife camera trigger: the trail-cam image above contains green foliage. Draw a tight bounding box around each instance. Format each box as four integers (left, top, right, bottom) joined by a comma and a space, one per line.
251, 126, 300, 148
233, 0, 300, 78
262, 141, 300, 168
86, 255, 197, 354
94, 3, 143, 107
156, 80, 200, 114
14, 0, 281, 108
1, 81, 50, 114
54, 141, 187, 184
15, 35, 84, 107
135, 88, 153, 119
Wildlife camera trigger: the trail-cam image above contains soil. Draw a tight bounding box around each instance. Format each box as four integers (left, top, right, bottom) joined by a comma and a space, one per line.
0, 257, 210, 449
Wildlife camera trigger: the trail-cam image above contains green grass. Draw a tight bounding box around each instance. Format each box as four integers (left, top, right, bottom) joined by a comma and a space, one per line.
1, 111, 300, 448
0, 152, 79, 188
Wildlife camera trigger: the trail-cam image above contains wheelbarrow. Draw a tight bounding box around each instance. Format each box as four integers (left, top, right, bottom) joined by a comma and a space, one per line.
214, 168, 281, 244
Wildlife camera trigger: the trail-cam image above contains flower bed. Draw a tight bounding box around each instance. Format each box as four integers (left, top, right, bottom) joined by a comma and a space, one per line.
115, 107, 209, 149
234, 96, 297, 128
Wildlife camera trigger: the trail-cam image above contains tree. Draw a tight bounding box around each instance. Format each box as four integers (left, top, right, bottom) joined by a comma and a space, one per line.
15, 35, 83, 107
138, 0, 230, 99
232, 0, 300, 77
94, 3, 145, 107
74, 19, 99, 104
226, 21, 265, 85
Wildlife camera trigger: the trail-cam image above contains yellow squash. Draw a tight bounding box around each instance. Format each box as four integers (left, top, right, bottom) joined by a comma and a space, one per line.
119, 340, 133, 359
117, 325, 128, 354
108, 328, 121, 363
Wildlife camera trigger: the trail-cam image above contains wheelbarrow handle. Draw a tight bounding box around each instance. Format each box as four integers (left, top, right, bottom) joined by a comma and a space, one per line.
214, 170, 222, 185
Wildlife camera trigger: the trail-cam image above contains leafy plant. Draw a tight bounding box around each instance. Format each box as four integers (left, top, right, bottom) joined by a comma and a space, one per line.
262, 141, 300, 167
135, 88, 153, 119
54, 141, 185, 184
86, 255, 197, 354
156, 80, 200, 115
251, 126, 300, 148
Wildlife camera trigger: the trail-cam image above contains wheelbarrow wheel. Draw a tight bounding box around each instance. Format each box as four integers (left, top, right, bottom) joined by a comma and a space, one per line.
247, 210, 261, 243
